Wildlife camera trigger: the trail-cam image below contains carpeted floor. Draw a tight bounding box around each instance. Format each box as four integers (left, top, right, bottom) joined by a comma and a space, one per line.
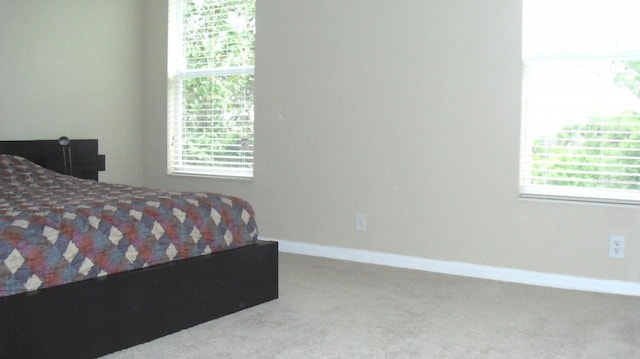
102, 253, 640, 358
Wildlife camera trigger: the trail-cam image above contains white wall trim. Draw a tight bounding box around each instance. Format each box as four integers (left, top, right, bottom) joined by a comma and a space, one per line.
264, 237, 640, 297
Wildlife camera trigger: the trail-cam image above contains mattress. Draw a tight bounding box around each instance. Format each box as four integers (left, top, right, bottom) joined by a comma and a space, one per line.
0, 154, 259, 297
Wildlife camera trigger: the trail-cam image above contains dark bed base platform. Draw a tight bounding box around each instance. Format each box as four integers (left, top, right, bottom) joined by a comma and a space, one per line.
0, 240, 278, 359
1, 138, 278, 358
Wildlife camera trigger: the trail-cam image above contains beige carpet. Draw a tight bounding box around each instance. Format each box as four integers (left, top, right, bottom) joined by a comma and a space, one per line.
102, 253, 640, 358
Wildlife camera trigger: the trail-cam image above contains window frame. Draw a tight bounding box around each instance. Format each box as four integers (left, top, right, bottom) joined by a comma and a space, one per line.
519, 1, 640, 205
167, 0, 255, 179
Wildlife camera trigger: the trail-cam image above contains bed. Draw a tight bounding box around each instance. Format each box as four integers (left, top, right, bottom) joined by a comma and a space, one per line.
0, 139, 278, 359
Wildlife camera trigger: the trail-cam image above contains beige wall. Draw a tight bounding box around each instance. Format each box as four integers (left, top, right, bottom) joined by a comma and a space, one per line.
0, 0, 145, 185
142, 0, 640, 283
3, 0, 639, 283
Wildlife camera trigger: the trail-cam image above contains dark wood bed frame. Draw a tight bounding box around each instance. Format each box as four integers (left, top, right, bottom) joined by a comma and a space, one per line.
0, 138, 106, 180
0, 139, 278, 359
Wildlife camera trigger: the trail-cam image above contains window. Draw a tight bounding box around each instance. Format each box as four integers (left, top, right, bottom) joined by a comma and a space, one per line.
168, 0, 255, 178
520, 0, 640, 204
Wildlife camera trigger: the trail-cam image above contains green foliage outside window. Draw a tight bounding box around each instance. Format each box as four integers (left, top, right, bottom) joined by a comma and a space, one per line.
531, 61, 640, 190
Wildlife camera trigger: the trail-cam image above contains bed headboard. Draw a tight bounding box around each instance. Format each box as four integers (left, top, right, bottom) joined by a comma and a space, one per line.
0, 138, 106, 181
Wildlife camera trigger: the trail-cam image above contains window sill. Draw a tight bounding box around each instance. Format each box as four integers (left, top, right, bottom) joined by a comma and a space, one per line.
168, 171, 253, 181
519, 193, 640, 208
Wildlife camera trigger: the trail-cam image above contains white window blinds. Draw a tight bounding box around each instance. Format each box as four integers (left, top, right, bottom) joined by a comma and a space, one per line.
168, 0, 255, 178
520, 0, 640, 204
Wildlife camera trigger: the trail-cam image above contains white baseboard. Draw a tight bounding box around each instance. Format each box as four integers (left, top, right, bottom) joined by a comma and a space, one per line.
263, 237, 640, 297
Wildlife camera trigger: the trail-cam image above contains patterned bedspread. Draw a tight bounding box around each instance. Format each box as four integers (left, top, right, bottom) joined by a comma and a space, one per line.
0, 155, 259, 297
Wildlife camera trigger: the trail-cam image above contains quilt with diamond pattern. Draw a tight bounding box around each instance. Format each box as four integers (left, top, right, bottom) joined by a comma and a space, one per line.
0, 154, 259, 297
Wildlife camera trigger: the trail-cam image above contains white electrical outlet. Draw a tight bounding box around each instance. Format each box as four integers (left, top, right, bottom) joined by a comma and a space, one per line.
356, 213, 366, 232
609, 235, 625, 259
